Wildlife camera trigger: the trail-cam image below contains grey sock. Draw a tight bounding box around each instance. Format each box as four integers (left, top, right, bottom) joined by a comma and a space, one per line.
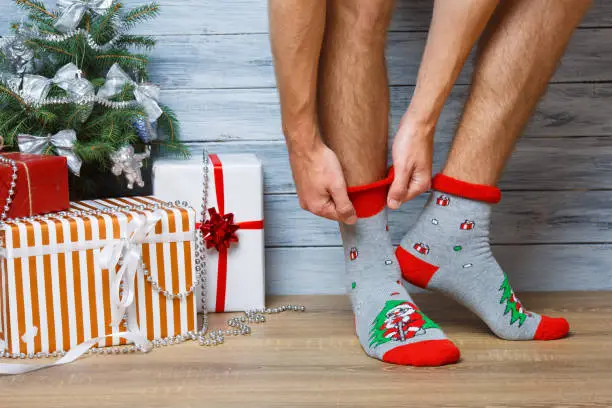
397, 189, 569, 341
341, 208, 459, 365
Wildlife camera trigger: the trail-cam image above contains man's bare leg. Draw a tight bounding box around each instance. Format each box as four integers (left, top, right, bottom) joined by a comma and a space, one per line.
396, 0, 591, 341
317, 0, 394, 186
443, 0, 592, 185
315, 0, 460, 366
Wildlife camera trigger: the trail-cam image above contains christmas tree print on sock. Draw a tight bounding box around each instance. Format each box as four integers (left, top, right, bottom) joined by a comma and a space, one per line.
396, 174, 570, 341
369, 301, 439, 348
499, 274, 529, 327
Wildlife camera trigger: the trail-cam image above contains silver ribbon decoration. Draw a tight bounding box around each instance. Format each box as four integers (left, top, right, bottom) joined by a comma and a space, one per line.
98, 211, 163, 329
98, 63, 163, 122
17, 130, 83, 176
54, 0, 114, 33
20, 63, 95, 119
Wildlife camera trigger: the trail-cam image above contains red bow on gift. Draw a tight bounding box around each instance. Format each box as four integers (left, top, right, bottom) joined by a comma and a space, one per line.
198, 154, 264, 312
198, 207, 240, 251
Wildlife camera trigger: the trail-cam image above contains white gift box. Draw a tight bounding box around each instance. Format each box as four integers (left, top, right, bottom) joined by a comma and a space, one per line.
153, 154, 265, 313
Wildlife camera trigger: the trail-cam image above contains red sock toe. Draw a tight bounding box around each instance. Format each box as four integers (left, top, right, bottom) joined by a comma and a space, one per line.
533, 316, 570, 340
382, 339, 460, 367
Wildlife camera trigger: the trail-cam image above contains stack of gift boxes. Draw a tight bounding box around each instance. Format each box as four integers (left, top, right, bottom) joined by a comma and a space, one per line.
0, 152, 265, 360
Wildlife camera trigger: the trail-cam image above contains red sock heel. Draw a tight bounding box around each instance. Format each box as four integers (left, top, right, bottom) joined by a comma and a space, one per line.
395, 246, 439, 289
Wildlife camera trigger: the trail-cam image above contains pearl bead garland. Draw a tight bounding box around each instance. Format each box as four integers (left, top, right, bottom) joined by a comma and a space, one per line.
0, 155, 18, 221
0, 304, 306, 359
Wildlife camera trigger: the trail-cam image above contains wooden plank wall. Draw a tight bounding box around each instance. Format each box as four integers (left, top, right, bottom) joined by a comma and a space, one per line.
3, 1, 612, 294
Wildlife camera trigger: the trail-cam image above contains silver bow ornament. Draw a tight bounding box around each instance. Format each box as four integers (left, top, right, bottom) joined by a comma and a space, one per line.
54, 0, 114, 33
21, 63, 95, 120
18, 130, 83, 176
98, 211, 163, 331
98, 63, 163, 122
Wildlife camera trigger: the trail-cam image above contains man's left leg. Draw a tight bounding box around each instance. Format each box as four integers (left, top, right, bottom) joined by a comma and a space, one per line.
396, 0, 592, 340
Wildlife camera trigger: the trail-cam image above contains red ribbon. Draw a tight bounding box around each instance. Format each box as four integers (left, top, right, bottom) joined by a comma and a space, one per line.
197, 154, 264, 312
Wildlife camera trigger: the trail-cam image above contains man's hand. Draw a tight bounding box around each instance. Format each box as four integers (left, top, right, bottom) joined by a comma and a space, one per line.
290, 141, 357, 224
387, 117, 434, 209
385, 0, 500, 211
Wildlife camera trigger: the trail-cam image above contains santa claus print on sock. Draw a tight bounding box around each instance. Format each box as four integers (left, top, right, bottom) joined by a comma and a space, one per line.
369, 301, 439, 348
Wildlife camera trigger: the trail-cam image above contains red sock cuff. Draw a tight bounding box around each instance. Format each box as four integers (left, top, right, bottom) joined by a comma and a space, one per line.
432, 173, 501, 204
347, 168, 395, 218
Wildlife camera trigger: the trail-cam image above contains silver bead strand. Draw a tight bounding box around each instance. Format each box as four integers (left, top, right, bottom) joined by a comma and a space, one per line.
197, 149, 211, 339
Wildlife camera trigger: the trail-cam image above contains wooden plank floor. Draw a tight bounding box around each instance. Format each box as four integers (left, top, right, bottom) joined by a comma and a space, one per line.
1, 292, 611, 407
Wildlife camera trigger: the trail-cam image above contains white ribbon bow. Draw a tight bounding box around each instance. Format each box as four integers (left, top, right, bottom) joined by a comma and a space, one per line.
97, 63, 163, 122
98, 210, 163, 330
54, 0, 114, 33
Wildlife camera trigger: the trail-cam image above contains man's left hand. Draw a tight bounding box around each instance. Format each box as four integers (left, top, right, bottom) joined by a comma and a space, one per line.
387, 117, 435, 209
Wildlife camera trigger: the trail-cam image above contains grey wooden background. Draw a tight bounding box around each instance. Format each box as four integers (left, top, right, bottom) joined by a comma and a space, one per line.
2, 1, 612, 294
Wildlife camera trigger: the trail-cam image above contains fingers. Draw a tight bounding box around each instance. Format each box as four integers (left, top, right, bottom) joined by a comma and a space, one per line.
387, 166, 431, 209
387, 164, 413, 209
299, 198, 342, 222
403, 175, 431, 202
298, 185, 357, 224
328, 182, 357, 224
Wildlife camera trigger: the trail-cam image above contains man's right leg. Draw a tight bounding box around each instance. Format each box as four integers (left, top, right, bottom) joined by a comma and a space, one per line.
397, 0, 591, 341
317, 0, 459, 365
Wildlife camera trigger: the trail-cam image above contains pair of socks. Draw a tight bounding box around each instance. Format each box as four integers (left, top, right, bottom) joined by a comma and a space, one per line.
342, 172, 569, 366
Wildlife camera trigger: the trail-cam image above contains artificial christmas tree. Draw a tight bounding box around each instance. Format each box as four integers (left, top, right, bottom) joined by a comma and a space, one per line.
0, 0, 187, 198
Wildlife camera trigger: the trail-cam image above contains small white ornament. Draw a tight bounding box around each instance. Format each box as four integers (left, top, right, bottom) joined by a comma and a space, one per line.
431, 218, 439, 225
110, 145, 151, 189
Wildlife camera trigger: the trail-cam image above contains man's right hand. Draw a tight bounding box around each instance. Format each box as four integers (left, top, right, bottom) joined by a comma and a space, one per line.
289, 141, 357, 225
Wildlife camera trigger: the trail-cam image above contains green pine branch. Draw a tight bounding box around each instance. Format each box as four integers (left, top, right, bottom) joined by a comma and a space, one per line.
14, 0, 56, 19
74, 140, 115, 162
94, 51, 149, 74
26, 13, 58, 34
0, 83, 27, 109
24, 38, 74, 59
123, 3, 160, 27
157, 104, 180, 143
115, 35, 156, 50
92, 2, 122, 44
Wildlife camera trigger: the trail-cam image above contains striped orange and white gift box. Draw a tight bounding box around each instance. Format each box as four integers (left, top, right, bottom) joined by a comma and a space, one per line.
0, 196, 197, 355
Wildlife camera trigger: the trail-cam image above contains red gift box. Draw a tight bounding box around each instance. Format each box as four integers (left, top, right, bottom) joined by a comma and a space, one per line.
413, 242, 430, 255
460, 220, 475, 230
0, 153, 70, 219
436, 194, 450, 206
